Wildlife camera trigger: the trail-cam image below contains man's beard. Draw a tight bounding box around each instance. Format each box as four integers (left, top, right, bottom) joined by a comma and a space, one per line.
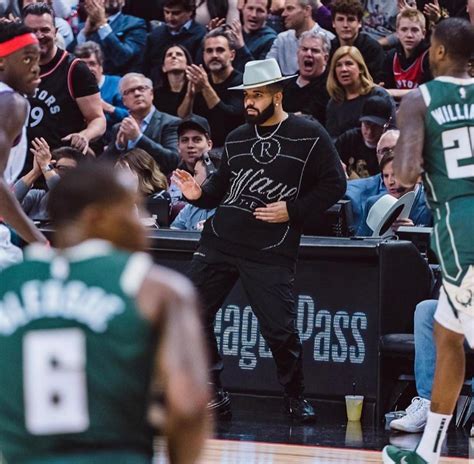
245, 101, 275, 125
206, 60, 224, 73
105, 1, 121, 15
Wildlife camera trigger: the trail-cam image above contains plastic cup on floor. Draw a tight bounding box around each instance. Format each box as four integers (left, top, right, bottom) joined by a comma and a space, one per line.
345, 395, 364, 421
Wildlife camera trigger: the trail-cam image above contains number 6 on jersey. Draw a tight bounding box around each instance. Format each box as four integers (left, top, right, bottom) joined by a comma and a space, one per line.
23, 328, 89, 435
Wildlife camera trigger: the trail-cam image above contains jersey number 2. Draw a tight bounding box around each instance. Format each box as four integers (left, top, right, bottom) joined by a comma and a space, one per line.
23, 328, 89, 435
442, 127, 474, 179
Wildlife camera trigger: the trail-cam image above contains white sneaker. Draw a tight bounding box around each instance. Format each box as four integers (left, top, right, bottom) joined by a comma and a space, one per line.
390, 397, 431, 433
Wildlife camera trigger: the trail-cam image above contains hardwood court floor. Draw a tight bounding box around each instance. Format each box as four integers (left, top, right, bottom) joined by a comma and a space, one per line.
153, 394, 473, 462
154, 438, 471, 463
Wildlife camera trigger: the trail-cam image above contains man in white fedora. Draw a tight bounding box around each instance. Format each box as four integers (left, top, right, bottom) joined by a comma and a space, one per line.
173, 58, 346, 422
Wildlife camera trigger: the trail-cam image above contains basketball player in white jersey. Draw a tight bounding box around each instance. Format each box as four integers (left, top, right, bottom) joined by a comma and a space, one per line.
0, 20, 47, 269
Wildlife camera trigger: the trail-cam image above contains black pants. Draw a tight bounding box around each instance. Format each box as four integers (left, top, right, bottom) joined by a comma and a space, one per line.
188, 246, 304, 396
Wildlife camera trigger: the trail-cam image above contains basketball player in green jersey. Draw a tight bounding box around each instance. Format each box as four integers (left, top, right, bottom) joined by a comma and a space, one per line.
0, 164, 210, 464
383, 18, 474, 464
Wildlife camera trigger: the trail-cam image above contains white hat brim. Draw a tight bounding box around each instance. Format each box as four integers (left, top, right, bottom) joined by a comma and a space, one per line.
228, 74, 297, 90
367, 191, 416, 238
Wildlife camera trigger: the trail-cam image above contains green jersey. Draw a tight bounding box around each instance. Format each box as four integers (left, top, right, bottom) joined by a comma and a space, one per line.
0, 240, 155, 464
419, 77, 474, 284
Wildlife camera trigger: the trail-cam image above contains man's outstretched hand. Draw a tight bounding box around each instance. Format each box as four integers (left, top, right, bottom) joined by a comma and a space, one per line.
171, 169, 203, 200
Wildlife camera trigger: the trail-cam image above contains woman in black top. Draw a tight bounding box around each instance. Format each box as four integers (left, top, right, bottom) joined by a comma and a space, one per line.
326, 46, 395, 138
154, 44, 193, 116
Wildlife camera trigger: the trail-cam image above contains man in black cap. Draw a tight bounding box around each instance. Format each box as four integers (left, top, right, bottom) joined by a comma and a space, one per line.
335, 95, 394, 179
168, 114, 215, 206
176, 115, 213, 175
171, 115, 217, 230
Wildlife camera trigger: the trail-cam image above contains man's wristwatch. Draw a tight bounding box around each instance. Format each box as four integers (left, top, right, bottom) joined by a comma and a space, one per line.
42, 164, 54, 173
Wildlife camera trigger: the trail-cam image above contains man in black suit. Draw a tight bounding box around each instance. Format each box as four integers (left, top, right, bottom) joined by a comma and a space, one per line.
71, 0, 147, 76
102, 73, 180, 175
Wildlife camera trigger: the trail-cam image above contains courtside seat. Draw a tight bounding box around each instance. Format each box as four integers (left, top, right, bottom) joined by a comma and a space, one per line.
380, 333, 474, 427
380, 334, 415, 356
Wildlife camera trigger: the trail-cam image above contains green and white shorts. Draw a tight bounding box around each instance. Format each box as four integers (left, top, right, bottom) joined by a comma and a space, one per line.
435, 265, 474, 348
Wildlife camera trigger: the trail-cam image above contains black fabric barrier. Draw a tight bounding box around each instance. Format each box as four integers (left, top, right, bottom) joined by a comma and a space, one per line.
146, 231, 432, 413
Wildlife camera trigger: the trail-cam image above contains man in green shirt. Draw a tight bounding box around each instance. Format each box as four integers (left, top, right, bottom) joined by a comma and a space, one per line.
382, 17, 474, 464
0, 164, 209, 464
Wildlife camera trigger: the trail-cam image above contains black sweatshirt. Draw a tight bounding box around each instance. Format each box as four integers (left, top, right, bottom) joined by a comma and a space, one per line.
191, 114, 347, 266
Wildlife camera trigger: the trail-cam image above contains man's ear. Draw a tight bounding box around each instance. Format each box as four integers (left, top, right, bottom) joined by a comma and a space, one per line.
437, 44, 446, 60
0, 57, 6, 73
273, 90, 283, 106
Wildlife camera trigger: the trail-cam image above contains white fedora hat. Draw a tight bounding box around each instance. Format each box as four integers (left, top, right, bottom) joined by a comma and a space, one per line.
228, 58, 296, 90
366, 191, 416, 238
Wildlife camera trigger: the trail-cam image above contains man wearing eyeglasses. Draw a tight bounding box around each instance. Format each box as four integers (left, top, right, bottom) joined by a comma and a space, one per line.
343, 129, 397, 232
102, 72, 181, 175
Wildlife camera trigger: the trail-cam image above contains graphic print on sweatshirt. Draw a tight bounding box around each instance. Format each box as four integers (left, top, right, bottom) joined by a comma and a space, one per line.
209, 129, 320, 251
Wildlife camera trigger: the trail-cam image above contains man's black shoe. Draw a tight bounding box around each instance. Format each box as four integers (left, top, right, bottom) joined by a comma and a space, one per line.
284, 395, 316, 423
207, 388, 232, 419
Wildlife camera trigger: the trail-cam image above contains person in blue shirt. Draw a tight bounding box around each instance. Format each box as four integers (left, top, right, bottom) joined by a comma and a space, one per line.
357, 151, 432, 236
171, 158, 216, 231
344, 129, 396, 231
71, 0, 147, 75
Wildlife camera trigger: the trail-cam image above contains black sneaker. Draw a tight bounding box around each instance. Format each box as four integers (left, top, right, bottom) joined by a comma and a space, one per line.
207, 388, 232, 419
284, 395, 316, 423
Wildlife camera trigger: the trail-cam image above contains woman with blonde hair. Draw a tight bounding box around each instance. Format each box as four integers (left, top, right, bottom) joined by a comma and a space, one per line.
116, 148, 169, 196
326, 46, 395, 138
